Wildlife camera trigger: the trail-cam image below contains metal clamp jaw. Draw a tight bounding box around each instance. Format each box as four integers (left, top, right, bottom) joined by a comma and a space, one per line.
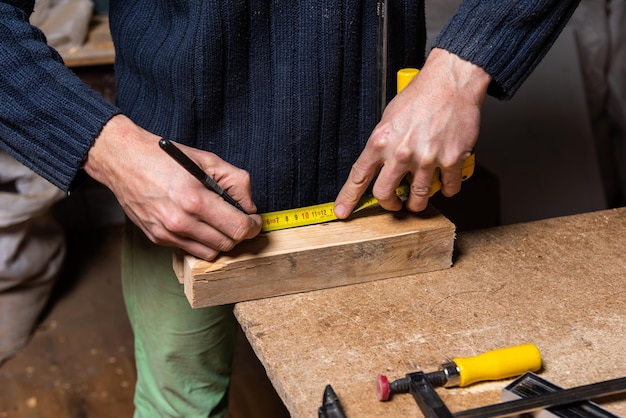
406, 371, 454, 418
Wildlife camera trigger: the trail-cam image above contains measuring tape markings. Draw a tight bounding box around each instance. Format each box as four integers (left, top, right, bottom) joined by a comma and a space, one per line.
260, 68, 475, 232
260, 153, 475, 232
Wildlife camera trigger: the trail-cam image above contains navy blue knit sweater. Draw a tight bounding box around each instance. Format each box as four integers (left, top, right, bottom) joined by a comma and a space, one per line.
0, 0, 579, 212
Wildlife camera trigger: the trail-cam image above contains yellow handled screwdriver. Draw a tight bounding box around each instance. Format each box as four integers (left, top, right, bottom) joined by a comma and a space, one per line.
375, 343, 542, 401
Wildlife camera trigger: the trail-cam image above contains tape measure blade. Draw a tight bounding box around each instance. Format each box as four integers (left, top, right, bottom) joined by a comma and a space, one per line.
261, 202, 338, 232
259, 153, 475, 232
463, 153, 476, 179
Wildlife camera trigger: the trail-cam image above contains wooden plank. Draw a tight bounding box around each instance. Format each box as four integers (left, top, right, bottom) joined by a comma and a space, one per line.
172, 248, 185, 284
174, 205, 456, 308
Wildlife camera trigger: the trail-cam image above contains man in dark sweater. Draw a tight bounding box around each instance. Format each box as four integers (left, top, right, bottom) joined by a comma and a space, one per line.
1, 0, 580, 416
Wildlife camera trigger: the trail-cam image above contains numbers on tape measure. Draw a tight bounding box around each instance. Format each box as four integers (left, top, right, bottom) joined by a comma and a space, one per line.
261, 204, 338, 232
260, 153, 475, 232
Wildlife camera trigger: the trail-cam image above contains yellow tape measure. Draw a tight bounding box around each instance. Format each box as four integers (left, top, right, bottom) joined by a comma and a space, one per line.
260, 67, 475, 232
260, 153, 475, 232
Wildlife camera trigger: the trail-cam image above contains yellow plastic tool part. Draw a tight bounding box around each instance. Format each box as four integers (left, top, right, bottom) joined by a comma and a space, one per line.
259, 67, 475, 232
397, 66, 476, 200
260, 154, 475, 231
453, 344, 542, 387
397, 68, 419, 93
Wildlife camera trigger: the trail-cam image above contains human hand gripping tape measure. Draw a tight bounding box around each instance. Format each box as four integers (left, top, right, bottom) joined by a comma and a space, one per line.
260, 68, 476, 232
260, 154, 475, 232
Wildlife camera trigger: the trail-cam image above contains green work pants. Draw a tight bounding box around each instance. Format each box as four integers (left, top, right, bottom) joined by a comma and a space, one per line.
121, 221, 237, 418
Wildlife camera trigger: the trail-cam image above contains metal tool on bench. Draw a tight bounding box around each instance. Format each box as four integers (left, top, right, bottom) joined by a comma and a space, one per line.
376, 344, 626, 417
318, 384, 347, 418
388, 371, 626, 418
502, 372, 623, 418
376, 344, 543, 401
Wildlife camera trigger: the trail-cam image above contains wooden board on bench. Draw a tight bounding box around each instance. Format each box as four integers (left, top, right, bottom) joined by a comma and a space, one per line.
173, 205, 456, 308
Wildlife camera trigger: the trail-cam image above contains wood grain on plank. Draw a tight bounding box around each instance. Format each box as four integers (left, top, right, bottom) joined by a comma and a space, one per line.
174, 206, 456, 308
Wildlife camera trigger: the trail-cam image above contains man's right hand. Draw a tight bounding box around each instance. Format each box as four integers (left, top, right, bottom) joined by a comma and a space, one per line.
84, 114, 262, 261
334, 48, 490, 218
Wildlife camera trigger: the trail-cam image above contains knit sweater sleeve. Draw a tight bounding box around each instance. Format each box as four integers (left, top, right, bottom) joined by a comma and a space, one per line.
431, 0, 580, 100
0, 1, 120, 191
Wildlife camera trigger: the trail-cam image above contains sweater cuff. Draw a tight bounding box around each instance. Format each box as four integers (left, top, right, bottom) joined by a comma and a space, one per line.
431, 0, 579, 100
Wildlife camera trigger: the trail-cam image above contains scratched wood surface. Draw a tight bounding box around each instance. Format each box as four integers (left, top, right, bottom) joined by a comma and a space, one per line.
175, 206, 456, 308
234, 207, 626, 417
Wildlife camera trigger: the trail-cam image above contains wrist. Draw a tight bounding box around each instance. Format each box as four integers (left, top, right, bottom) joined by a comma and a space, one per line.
424, 48, 492, 106
84, 114, 158, 189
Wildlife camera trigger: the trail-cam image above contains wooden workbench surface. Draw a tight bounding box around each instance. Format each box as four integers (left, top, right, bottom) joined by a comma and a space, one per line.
234, 207, 626, 417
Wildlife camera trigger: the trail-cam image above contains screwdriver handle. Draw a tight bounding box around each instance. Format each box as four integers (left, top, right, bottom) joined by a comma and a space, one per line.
454, 344, 542, 387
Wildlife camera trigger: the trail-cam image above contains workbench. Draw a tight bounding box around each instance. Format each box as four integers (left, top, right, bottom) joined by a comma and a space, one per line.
234, 207, 626, 417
